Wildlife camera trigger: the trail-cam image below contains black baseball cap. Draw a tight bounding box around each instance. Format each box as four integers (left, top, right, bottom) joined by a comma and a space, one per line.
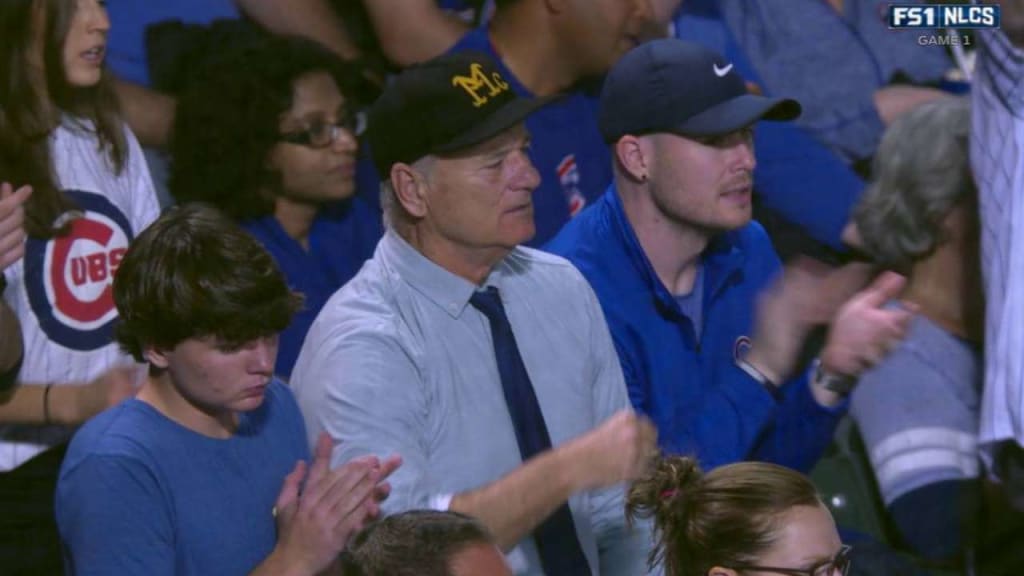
367, 51, 555, 176
599, 39, 802, 143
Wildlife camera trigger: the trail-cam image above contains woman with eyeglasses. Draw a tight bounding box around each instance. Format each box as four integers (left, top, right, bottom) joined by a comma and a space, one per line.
628, 456, 851, 576
169, 34, 382, 380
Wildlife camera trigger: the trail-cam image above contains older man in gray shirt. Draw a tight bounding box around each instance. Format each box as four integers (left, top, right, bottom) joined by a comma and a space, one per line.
290, 52, 659, 576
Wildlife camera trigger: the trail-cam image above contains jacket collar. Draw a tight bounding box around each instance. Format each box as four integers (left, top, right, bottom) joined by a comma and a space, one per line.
605, 184, 747, 316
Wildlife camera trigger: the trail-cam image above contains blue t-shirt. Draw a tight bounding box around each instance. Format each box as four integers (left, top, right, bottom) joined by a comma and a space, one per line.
105, 0, 241, 86
57, 381, 310, 576
242, 199, 383, 379
674, 264, 704, 343
448, 28, 613, 246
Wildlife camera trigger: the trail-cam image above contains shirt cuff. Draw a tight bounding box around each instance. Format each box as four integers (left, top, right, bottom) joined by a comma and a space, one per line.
428, 493, 454, 511
428, 492, 528, 572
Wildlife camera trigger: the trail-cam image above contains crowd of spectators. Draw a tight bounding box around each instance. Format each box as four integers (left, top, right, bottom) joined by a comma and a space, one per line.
1, 0, 1022, 575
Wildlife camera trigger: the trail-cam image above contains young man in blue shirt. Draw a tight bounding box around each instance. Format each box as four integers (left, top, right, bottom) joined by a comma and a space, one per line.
546, 39, 913, 473
56, 205, 400, 575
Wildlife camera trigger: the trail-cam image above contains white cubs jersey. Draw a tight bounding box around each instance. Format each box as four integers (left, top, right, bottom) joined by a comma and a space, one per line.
0, 119, 159, 470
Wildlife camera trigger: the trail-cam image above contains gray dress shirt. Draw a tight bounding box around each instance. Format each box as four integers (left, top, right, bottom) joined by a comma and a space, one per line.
290, 230, 654, 576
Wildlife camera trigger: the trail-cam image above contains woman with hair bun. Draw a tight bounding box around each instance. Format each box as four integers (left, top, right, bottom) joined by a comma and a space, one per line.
627, 456, 851, 576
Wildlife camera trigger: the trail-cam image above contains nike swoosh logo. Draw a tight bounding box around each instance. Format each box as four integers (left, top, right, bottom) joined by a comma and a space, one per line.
714, 63, 734, 77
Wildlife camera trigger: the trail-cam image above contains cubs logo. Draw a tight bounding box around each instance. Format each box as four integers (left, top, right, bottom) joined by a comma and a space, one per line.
24, 190, 134, 351
557, 155, 586, 217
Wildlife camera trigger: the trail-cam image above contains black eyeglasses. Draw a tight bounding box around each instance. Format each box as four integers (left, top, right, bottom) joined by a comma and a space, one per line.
278, 112, 365, 149
728, 544, 852, 576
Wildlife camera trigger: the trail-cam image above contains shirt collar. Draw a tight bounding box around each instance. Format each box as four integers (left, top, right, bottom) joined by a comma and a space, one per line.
378, 230, 508, 318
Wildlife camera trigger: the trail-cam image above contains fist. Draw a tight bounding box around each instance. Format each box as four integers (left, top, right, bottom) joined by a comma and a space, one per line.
573, 410, 658, 491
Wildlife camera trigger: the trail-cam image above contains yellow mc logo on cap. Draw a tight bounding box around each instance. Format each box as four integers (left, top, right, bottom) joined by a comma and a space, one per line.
452, 63, 510, 108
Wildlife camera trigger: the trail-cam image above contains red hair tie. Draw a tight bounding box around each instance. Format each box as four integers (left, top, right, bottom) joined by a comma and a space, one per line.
660, 489, 679, 500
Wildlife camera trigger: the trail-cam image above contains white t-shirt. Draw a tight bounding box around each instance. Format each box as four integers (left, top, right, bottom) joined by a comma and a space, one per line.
0, 118, 160, 470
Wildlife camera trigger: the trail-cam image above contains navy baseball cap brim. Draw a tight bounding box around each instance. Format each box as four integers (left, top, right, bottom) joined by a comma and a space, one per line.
599, 39, 804, 143
433, 94, 558, 155
671, 93, 801, 137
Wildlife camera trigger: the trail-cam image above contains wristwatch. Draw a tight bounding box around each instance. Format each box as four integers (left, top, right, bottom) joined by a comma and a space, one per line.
812, 358, 857, 397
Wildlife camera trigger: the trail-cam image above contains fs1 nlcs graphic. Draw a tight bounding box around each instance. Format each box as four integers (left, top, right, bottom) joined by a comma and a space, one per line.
888, 4, 1001, 29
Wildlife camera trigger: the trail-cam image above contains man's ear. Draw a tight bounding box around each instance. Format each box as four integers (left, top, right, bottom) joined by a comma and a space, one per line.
614, 135, 651, 183
143, 346, 170, 370
390, 163, 430, 219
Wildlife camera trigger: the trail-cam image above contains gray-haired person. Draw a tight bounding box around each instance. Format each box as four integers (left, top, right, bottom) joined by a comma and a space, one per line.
850, 96, 982, 565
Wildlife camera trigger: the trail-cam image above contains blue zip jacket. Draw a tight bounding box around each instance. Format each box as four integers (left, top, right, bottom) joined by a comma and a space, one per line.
545, 186, 843, 472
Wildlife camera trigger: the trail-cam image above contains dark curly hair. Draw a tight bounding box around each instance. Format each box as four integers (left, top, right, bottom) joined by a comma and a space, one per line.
169, 34, 367, 221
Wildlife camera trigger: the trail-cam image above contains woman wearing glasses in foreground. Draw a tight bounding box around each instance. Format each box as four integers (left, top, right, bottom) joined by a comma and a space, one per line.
169, 34, 382, 380
628, 456, 851, 576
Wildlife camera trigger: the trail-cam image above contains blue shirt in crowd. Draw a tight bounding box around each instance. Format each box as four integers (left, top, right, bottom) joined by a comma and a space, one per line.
448, 28, 613, 246
546, 186, 844, 472
243, 199, 383, 379
57, 381, 309, 575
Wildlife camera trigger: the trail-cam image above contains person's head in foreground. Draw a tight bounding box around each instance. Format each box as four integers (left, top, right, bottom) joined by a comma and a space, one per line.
340, 510, 512, 576
367, 51, 553, 281
628, 456, 851, 576
599, 38, 800, 238
113, 203, 302, 434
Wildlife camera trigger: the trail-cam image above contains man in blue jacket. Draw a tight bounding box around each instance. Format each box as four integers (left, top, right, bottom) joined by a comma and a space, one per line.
546, 39, 912, 472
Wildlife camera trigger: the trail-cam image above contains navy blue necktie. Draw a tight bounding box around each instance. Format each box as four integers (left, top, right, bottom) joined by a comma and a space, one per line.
469, 287, 591, 575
